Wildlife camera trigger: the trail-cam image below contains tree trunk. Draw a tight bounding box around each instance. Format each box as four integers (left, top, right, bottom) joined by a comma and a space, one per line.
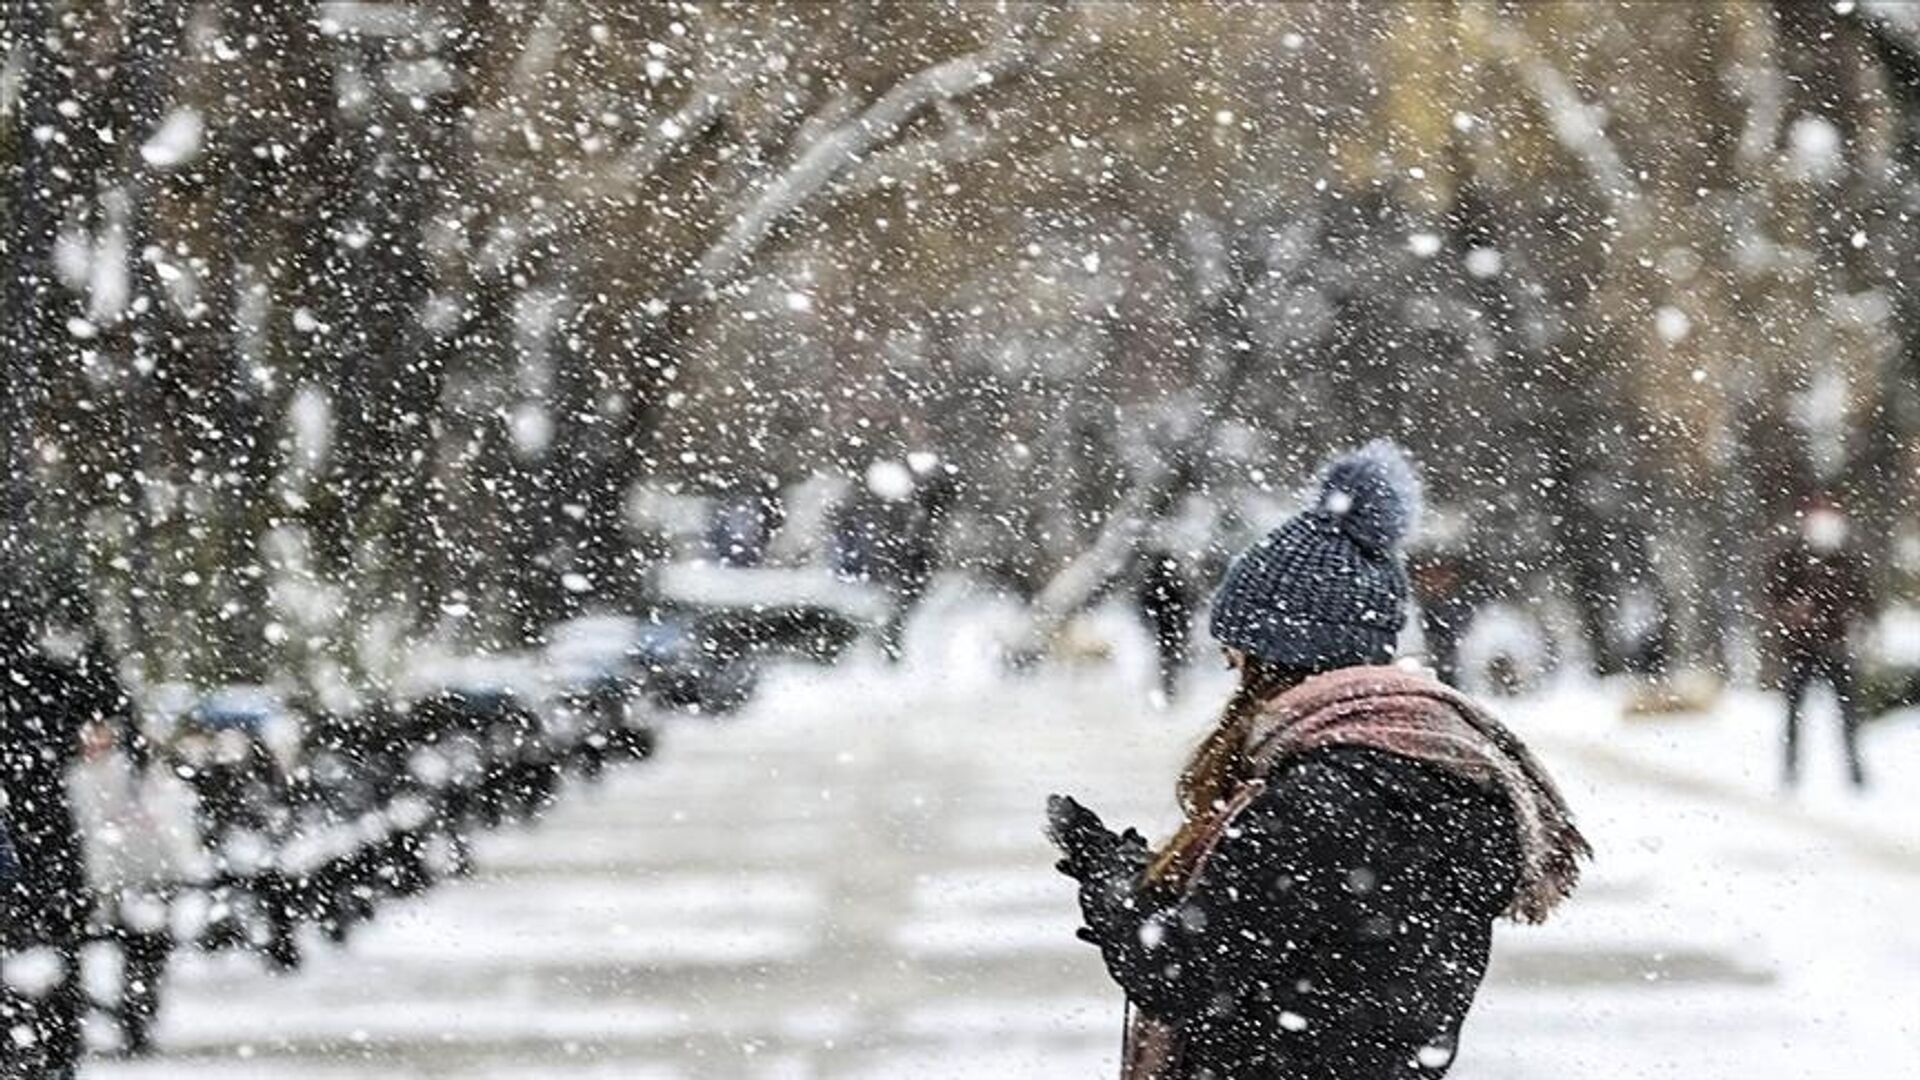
1, 0, 65, 598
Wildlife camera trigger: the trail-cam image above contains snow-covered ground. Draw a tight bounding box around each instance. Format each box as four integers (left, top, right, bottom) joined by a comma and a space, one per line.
87, 606, 1920, 1079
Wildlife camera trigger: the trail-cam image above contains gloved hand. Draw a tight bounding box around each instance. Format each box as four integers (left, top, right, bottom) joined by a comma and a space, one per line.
1047, 794, 1152, 945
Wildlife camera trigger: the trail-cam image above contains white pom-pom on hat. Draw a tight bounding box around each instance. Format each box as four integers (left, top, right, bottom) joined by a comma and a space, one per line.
1314, 439, 1423, 556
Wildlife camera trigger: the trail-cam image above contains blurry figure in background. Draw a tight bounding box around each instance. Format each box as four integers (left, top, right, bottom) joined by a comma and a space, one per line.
706, 487, 785, 568
1408, 515, 1479, 687
0, 610, 112, 1080
1609, 569, 1724, 718
1612, 576, 1676, 682
69, 715, 204, 1057
1454, 601, 1560, 698
833, 454, 957, 661
765, 471, 850, 566
171, 700, 292, 856
1129, 493, 1221, 703
169, 698, 300, 968
1132, 549, 1193, 704
1766, 501, 1874, 790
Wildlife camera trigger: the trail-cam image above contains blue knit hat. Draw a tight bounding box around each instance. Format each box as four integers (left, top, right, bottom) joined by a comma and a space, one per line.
1209, 440, 1422, 671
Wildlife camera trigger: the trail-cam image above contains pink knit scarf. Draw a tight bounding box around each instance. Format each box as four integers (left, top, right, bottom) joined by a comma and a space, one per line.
1122, 666, 1589, 1080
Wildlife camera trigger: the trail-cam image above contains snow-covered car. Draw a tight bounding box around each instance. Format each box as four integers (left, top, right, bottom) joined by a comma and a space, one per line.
545, 611, 753, 717
545, 615, 657, 766
653, 561, 888, 664
630, 615, 758, 716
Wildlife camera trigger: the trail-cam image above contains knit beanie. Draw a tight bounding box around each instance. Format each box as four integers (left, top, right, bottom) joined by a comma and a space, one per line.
1209, 440, 1422, 671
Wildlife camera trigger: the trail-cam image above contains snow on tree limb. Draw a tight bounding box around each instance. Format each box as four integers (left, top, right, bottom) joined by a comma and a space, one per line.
507, 0, 579, 102
1862, 0, 1920, 42
1856, 2, 1920, 111
603, 30, 748, 192
691, 21, 1046, 291
1009, 215, 1254, 659
1023, 456, 1173, 627
1482, 18, 1642, 217
838, 101, 1008, 201
607, 81, 738, 191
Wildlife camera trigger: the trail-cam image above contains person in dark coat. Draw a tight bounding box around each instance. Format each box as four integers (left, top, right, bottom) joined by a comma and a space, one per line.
834, 456, 957, 662
1134, 548, 1194, 703
1408, 544, 1476, 688
0, 607, 96, 1080
1765, 503, 1874, 789
1047, 443, 1589, 1080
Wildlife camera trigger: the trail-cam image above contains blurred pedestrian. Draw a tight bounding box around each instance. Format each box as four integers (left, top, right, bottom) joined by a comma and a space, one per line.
1408, 538, 1477, 688
70, 716, 203, 1056
1612, 576, 1676, 681
169, 698, 300, 968
706, 487, 784, 568
1047, 442, 1588, 1080
833, 455, 956, 662
1765, 502, 1873, 789
0, 608, 94, 1080
1133, 548, 1193, 703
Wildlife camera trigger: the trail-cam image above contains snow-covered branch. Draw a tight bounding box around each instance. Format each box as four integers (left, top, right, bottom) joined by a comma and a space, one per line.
692, 22, 1045, 290
1730, 15, 1785, 176
606, 78, 738, 191
1857, 1, 1920, 110
1862, 0, 1920, 46
603, 27, 748, 192
1483, 18, 1641, 217
506, 0, 577, 102
1010, 215, 1264, 656
837, 100, 1007, 201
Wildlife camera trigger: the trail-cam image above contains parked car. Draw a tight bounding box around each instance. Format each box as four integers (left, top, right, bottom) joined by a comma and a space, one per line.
546, 616, 657, 764
653, 562, 886, 664
632, 614, 759, 716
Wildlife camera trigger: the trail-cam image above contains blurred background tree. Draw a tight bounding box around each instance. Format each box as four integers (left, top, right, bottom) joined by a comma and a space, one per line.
5, 0, 1918, 688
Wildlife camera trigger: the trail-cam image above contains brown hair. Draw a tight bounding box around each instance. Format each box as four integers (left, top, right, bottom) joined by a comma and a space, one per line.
1147, 656, 1308, 882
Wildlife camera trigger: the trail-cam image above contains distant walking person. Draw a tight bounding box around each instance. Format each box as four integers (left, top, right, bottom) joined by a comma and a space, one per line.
833, 456, 956, 662
70, 712, 204, 1056
1766, 502, 1873, 789
1408, 543, 1476, 688
1047, 443, 1588, 1080
1134, 548, 1193, 703
0, 607, 92, 1080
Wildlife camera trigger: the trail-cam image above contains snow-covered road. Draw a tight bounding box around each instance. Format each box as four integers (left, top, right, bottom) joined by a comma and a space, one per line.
90, 656, 1920, 1079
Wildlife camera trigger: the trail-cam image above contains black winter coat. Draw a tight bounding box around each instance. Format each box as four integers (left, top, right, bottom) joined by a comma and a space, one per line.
0, 644, 106, 943
1089, 745, 1522, 1080
1765, 542, 1871, 657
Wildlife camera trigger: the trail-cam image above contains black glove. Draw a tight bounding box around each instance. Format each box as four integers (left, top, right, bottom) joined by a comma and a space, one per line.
1046, 794, 1116, 878
1047, 794, 1152, 945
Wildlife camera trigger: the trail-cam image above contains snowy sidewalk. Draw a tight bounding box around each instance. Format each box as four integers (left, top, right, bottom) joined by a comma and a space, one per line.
91, 660, 1920, 1079
1468, 681, 1920, 1078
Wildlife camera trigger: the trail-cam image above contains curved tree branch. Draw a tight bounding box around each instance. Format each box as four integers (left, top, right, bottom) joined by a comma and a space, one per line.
691, 17, 1051, 291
